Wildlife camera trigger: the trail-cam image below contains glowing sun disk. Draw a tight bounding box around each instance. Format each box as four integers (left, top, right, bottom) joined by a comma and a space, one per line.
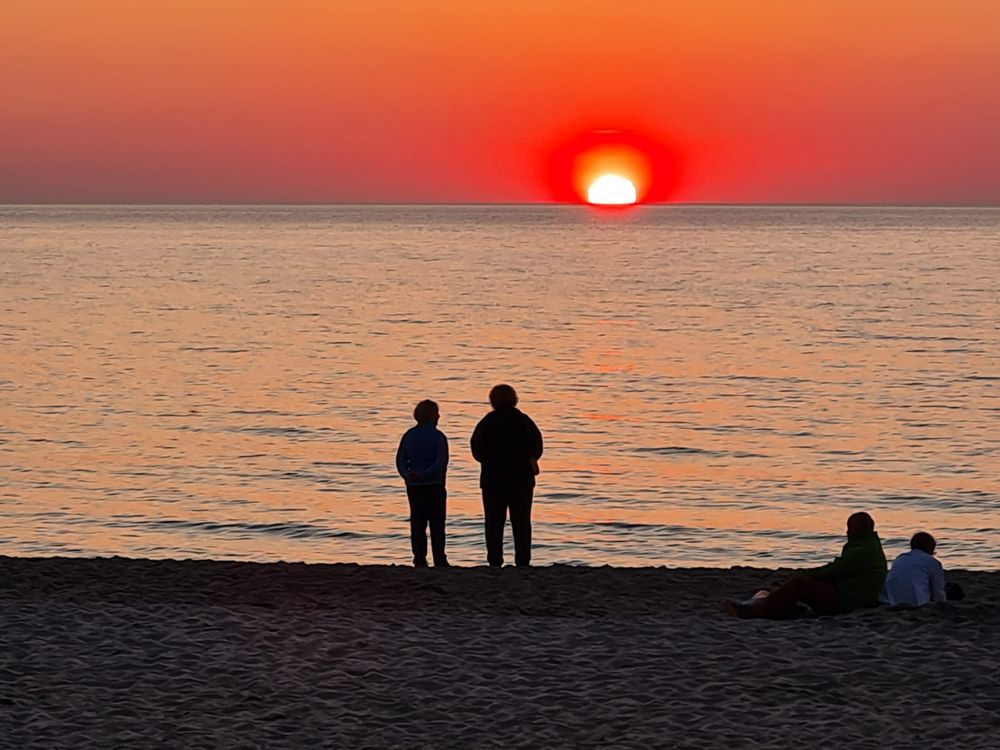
587, 174, 637, 205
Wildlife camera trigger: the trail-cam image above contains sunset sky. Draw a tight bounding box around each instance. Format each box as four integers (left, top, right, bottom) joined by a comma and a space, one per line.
3, 1, 999, 203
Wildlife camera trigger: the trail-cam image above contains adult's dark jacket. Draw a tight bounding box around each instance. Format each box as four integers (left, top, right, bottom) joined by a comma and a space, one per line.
804, 530, 887, 610
470, 407, 543, 488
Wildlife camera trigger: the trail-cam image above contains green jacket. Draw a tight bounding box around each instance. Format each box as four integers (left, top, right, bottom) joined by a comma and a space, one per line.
805, 532, 887, 609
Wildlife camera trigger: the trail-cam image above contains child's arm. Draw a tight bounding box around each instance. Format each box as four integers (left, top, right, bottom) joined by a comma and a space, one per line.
423, 432, 449, 480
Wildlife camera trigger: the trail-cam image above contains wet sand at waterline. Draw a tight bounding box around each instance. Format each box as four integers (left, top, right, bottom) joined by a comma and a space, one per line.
2, 556, 999, 748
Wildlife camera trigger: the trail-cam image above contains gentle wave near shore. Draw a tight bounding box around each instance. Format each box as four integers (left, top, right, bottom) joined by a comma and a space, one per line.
2, 556, 999, 748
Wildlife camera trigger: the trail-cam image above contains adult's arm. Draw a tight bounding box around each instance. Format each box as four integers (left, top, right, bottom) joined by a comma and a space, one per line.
470, 418, 485, 463
806, 556, 848, 582
930, 561, 947, 603
395, 436, 409, 480
528, 415, 544, 460
805, 548, 866, 582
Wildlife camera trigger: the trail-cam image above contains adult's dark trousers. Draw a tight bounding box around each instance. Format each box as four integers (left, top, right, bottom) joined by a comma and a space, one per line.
406, 484, 447, 566
748, 576, 844, 619
482, 484, 533, 567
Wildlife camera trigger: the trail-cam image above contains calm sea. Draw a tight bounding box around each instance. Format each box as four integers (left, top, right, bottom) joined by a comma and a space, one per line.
1, 206, 998, 568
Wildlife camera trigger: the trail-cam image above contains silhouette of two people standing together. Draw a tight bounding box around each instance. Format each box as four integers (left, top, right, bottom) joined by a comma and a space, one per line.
395, 384, 543, 568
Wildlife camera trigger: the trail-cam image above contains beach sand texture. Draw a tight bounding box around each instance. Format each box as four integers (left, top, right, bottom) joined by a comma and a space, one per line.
2, 556, 999, 748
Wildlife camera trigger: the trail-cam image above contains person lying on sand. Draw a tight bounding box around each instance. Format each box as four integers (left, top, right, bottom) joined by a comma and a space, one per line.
880, 532, 947, 607
727, 512, 887, 619
396, 399, 450, 568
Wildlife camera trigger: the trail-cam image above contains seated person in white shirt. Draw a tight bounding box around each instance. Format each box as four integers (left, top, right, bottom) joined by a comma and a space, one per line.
880, 531, 946, 607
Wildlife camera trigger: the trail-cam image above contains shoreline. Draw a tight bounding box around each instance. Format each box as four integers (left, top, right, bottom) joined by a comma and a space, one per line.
1, 554, 997, 618
3, 556, 999, 748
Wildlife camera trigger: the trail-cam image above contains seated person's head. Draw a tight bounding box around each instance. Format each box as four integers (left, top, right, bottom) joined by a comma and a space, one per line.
489, 384, 518, 411
846, 511, 875, 536
413, 399, 440, 426
910, 531, 937, 555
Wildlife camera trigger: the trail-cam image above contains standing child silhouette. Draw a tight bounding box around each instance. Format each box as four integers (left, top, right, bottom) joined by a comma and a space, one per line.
395, 399, 450, 567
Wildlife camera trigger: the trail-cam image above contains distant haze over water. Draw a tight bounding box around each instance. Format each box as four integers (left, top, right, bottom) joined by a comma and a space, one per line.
1, 205, 998, 568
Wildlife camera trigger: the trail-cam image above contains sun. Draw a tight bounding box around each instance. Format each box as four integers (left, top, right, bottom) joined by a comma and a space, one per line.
587, 174, 637, 205
547, 128, 673, 203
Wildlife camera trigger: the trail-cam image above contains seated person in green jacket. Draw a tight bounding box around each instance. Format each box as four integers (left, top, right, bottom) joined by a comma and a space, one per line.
728, 511, 887, 619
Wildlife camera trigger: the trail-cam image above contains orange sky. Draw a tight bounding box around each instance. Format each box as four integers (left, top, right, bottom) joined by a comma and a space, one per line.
3, 1, 999, 203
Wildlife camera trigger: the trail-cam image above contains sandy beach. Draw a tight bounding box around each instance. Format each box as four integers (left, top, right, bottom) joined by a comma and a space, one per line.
1, 556, 999, 748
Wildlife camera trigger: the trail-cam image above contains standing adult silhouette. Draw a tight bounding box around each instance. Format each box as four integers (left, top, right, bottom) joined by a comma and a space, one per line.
470, 384, 543, 567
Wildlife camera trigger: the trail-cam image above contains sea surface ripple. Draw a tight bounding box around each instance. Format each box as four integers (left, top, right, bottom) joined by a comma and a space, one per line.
1, 205, 998, 568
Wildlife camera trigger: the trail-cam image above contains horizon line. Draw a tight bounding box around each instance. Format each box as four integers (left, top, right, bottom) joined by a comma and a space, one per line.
2, 201, 1000, 209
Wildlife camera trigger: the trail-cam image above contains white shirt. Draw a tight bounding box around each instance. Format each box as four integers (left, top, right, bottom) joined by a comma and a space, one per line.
880, 549, 946, 607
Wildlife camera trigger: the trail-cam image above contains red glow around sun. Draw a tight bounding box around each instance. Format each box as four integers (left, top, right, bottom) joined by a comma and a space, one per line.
545, 128, 678, 204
